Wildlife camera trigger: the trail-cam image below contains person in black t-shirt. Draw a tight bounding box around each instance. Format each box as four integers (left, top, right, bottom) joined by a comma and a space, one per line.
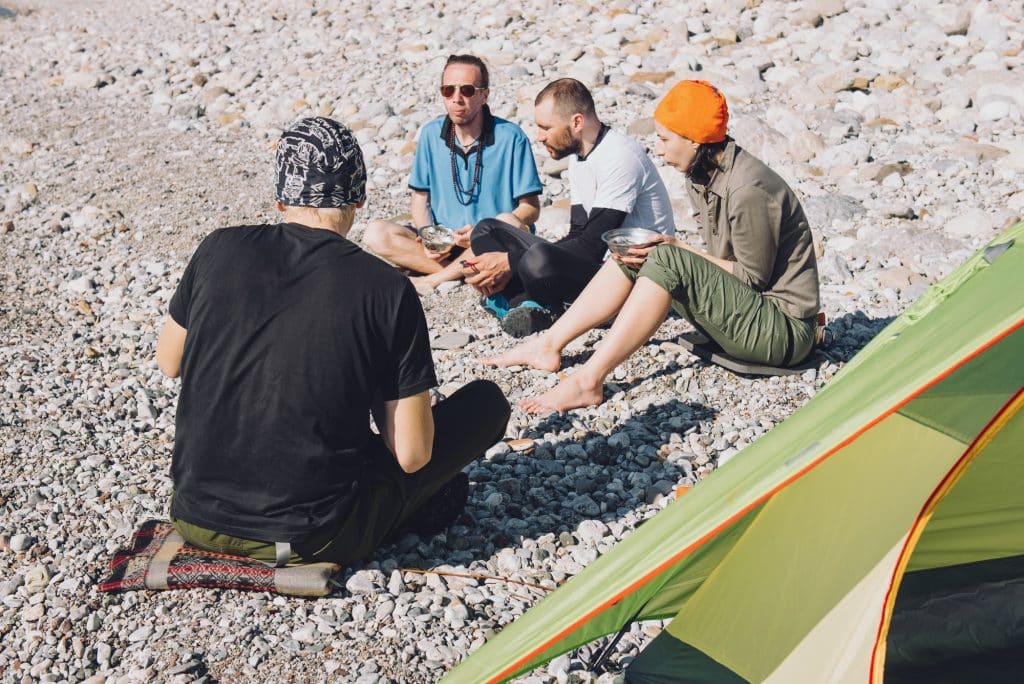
155, 117, 510, 566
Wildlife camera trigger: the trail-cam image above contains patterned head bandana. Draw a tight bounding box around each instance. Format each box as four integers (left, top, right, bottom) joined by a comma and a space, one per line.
275, 117, 367, 208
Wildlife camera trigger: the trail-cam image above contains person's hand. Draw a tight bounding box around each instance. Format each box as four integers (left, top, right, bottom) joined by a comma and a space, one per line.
463, 252, 512, 296
452, 225, 473, 249
417, 236, 449, 262
612, 234, 679, 268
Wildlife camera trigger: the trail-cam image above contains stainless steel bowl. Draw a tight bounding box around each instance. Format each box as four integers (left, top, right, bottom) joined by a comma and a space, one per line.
601, 227, 664, 256
418, 225, 455, 253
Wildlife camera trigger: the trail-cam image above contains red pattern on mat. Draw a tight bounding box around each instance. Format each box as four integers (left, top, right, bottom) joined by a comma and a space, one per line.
98, 520, 277, 593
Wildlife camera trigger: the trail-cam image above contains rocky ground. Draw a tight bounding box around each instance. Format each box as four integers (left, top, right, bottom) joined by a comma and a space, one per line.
1, 0, 1021, 682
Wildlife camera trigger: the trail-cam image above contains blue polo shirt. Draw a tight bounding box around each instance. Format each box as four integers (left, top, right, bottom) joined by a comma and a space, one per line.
409, 107, 543, 231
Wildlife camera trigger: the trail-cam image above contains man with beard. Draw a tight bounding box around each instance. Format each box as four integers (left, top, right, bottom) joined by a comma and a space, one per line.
482, 81, 822, 416
361, 55, 542, 294
464, 78, 675, 337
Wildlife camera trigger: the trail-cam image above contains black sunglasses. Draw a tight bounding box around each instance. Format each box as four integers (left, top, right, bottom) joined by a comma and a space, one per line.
440, 84, 487, 98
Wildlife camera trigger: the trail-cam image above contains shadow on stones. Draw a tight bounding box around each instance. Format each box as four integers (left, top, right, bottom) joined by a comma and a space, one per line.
543, 334, 702, 390
818, 311, 896, 364
340, 311, 891, 587
365, 397, 717, 577
604, 358, 684, 393
650, 309, 896, 378
559, 348, 594, 368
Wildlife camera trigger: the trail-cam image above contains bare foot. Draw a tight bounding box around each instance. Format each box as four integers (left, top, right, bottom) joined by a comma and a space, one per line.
410, 276, 435, 296
518, 373, 604, 414
479, 336, 562, 372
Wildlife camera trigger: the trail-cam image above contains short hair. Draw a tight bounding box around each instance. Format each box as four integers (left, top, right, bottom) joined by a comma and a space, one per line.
535, 78, 596, 119
443, 54, 489, 88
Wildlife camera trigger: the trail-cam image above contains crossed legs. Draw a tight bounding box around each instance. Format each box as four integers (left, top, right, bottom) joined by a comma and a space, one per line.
361, 219, 448, 276
363, 215, 532, 294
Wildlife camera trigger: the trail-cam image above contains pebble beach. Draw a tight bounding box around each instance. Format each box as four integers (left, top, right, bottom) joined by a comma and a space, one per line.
1, 0, 1022, 682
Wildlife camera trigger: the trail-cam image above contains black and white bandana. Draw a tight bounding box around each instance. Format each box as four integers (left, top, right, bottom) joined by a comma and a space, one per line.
275, 117, 367, 208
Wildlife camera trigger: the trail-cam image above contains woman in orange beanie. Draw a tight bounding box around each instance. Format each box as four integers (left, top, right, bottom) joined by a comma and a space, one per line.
483, 80, 821, 414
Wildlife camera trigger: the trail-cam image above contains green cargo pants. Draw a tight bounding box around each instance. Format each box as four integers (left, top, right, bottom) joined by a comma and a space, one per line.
620, 244, 815, 367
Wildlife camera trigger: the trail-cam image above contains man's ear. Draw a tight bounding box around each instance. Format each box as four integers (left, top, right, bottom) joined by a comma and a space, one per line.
355, 200, 366, 209
275, 200, 286, 213
572, 113, 585, 131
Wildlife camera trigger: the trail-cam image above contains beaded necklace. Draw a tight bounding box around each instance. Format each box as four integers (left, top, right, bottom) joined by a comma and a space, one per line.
449, 123, 483, 206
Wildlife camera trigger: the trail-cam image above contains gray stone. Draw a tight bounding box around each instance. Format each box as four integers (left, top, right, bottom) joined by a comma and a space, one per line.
346, 570, 384, 595
802, 195, 866, 228
66, 276, 94, 295
128, 625, 153, 642
387, 569, 405, 596
567, 56, 605, 87
627, 117, 656, 137
292, 624, 317, 643
431, 332, 473, 350
978, 99, 1013, 122
22, 565, 49, 595
570, 495, 600, 517
9, 533, 32, 552
63, 70, 101, 89
576, 520, 608, 543
168, 660, 203, 675
945, 208, 993, 240
541, 157, 570, 178
884, 204, 916, 219
0, 574, 23, 597
436, 281, 461, 294
86, 612, 101, 632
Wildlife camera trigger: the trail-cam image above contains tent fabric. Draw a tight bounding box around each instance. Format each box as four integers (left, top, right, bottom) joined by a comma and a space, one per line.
626, 630, 745, 684
443, 221, 1024, 684
627, 555, 1024, 684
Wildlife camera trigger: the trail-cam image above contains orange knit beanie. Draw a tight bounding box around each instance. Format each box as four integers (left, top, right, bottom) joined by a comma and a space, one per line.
654, 80, 728, 143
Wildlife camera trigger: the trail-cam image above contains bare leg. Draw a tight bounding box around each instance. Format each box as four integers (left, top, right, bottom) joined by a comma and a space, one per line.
413, 247, 478, 291
361, 220, 445, 275
408, 275, 438, 296
520, 277, 673, 414
480, 260, 634, 371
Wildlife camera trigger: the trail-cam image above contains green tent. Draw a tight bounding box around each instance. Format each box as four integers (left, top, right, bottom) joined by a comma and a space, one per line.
445, 222, 1024, 683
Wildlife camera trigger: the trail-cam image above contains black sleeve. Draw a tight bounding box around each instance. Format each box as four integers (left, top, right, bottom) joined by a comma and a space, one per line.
554, 205, 629, 262
168, 232, 219, 327
378, 280, 438, 401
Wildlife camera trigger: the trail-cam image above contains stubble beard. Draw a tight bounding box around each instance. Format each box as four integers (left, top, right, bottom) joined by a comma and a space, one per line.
546, 131, 581, 160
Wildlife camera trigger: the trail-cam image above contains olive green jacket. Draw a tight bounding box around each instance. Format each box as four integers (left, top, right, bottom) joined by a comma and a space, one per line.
687, 141, 820, 319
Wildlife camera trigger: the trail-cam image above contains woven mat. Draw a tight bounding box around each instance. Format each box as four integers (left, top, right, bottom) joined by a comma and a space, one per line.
677, 332, 821, 377
97, 520, 340, 597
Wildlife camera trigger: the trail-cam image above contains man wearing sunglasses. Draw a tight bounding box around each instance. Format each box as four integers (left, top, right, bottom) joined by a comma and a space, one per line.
463, 78, 675, 338
362, 55, 542, 292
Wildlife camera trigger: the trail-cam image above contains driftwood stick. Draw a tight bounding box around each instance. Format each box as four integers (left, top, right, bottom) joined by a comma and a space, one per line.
397, 567, 556, 593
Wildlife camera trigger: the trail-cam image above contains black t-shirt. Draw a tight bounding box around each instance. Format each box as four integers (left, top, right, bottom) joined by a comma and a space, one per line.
168, 223, 436, 542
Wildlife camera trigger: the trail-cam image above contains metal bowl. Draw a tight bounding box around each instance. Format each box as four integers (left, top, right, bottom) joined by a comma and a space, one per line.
601, 227, 664, 256
418, 224, 455, 253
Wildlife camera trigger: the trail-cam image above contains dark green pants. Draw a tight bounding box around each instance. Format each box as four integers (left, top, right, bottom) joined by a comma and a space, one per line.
173, 380, 511, 565
621, 245, 815, 367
